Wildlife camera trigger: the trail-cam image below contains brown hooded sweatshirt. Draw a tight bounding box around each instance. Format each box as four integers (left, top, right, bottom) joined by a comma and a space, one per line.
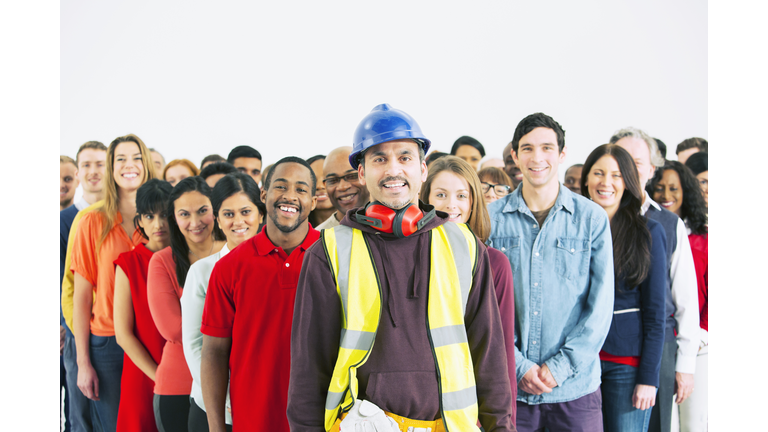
287, 202, 515, 431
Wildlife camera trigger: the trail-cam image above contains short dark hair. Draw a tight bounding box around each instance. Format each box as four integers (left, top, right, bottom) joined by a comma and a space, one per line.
511, 113, 565, 153
133, 179, 173, 240
654, 138, 667, 159
76, 141, 107, 166
227, 145, 262, 164
199, 162, 238, 180
306, 155, 326, 166
566, 163, 583, 173
684, 152, 708, 175
200, 154, 226, 168
426, 151, 449, 166
263, 156, 316, 195
450, 136, 485, 158
676, 137, 708, 155
211, 172, 266, 220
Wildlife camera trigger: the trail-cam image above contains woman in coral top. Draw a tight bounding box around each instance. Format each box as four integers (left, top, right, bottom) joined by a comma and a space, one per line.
649, 160, 708, 431
71, 134, 156, 431
181, 172, 265, 432
113, 179, 173, 432
582, 145, 667, 432
147, 176, 225, 431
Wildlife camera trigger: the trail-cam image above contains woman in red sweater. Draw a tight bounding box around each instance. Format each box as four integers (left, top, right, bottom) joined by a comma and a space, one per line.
147, 176, 225, 431
113, 179, 173, 431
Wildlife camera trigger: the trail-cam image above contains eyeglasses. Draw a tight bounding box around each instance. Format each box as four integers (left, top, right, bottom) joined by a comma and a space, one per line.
481, 182, 511, 196
323, 173, 359, 187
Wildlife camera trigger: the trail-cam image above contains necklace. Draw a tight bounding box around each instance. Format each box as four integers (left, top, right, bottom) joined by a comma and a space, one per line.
189, 240, 214, 261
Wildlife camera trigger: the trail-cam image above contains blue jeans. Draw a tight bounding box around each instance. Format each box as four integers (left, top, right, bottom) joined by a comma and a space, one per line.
601, 361, 654, 432
63, 333, 102, 432
89, 334, 124, 432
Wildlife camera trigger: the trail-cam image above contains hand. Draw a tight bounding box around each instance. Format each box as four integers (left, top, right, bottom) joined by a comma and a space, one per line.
632, 384, 656, 410
674, 372, 694, 404
77, 363, 100, 401
60, 326, 66, 355
538, 363, 558, 389
518, 364, 553, 395
340, 400, 400, 432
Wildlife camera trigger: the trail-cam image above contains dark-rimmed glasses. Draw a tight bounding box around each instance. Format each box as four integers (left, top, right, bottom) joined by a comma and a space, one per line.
323, 173, 359, 187
481, 182, 511, 196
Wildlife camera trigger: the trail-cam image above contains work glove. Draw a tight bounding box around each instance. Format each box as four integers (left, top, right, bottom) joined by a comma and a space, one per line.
340, 399, 400, 432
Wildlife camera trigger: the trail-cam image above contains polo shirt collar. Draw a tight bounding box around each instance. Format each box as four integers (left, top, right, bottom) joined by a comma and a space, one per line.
254, 224, 319, 256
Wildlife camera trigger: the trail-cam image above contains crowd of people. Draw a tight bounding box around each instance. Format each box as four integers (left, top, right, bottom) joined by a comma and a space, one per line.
59, 104, 708, 432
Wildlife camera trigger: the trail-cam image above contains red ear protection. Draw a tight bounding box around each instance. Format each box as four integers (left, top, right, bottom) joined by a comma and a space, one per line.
355, 202, 436, 238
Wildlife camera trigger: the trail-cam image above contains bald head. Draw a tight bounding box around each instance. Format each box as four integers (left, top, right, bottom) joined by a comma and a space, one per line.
481, 158, 505, 170
323, 146, 370, 214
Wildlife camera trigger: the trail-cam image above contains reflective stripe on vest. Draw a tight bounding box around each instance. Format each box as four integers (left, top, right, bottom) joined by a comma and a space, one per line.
320, 222, 480, 432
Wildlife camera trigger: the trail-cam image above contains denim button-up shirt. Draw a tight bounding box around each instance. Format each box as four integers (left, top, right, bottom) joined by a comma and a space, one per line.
487, 183, 614, 404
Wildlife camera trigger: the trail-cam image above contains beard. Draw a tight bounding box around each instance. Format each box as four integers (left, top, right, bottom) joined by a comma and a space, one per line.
269, 201, 308, 233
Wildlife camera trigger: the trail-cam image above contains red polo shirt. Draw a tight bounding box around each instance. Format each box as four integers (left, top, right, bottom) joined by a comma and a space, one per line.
202, 226, 320, 431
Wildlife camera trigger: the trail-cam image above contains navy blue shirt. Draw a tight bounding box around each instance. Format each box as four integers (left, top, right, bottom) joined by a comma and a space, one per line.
60, 204, 79, 336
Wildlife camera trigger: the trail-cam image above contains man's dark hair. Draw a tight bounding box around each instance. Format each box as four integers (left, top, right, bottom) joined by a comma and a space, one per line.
201, 154, 226, 168
450, 136, 485, 158
676, 137, 708, 155
263, 156, 316, 195
654, 138, 667, 159
684, 152, 708, 176
306, 154, 326, 166
511, 113, 565, 154
426, 151, 449, 166
227, 145, 262, 164
199, 162, 238, 180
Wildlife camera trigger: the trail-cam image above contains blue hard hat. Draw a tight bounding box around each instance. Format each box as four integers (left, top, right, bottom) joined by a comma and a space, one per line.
349, 103, 431, 169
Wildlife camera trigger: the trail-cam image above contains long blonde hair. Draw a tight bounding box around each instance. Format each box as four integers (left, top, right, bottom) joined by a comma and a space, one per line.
420, 156, 491, 243
96, 134, 156, 252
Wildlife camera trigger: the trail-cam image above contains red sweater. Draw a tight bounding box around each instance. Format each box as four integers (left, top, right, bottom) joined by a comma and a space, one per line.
688, 233, 708, 332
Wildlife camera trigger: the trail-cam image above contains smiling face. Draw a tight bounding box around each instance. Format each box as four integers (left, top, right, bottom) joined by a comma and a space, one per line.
60, 162, 78, 208
652, 169, 683, 216
455, 145, 482, 171
503, 142, 523, 188
564, 165, 583, 195
428, 171, 472, 223
138, 210, 170, 248
359, 139, 427, 210
165, 164, 194, 187
218, 191, 263, 248
310, 158, 333, 211
324, 148, 370, 214
263, 162, 317, 234
77, 148, 107, 195
173, 190, 215, 245
512, 127, 566, 190
113, 142, 145, 193
586, 155, 625, 219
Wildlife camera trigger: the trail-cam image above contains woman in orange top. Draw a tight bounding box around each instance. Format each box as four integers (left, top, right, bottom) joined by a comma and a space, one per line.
71, 134, 156, 431
147, 176, 225, 431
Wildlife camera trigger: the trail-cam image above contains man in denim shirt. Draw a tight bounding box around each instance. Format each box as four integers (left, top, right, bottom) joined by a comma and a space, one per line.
487, 113, 614, 432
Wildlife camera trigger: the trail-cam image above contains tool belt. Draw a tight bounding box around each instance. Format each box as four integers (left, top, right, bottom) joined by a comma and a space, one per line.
331, 411, 446, 432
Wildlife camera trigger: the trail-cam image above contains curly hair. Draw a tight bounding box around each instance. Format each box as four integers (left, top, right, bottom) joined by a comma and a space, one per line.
647, 161, 708, 235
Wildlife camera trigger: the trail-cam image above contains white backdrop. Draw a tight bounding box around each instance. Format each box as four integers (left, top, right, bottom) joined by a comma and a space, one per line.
61, 0, 706, 183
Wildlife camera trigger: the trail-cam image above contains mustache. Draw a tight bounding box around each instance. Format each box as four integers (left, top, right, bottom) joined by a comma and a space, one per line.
274, 200, 302, 212
378, 176, 409, 188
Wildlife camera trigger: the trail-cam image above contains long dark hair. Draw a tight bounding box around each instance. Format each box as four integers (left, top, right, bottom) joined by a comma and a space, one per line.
581, 144, 651, 289
211, 172, 266, 220
167, 176, 224, 287
647, 161, 708, 236
134, 179, 173, 239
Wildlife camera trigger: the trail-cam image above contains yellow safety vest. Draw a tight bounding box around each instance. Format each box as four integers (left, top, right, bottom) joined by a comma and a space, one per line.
320, 222, 480, 432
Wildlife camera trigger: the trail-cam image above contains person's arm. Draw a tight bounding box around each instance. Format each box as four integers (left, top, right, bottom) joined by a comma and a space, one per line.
542, 212, 615, 388
181, 264, 206, 395
488, 248, 517, 425
113, 264, 158, 381
73, 272, 98, 400
201, 334, 231, 432
669, 219, 699, 403
147, 251, 184, 344
633, 223, 668, 410
286, 245, 342, 432
465, 243, 515, 431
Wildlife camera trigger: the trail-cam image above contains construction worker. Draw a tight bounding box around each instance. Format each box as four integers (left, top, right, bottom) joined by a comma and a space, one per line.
287, 103, 515, 432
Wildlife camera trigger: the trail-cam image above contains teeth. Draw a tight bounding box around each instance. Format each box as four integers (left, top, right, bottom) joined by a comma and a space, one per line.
280, 206, 297, 213
530, 168, 546, 172
123, 173, 138, 178
233, 228, 248, 233
338, 193, 356, 203
597, 191, 614, 196
384, 183, 405, 188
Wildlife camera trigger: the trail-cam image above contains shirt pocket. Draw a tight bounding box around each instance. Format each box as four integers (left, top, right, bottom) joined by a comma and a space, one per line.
494, 237, 521, 273
613, 309, 642, 339
554, 237, 590, 282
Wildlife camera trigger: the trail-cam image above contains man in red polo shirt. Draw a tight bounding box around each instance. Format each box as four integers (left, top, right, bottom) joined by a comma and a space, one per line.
200, 156, 320, 432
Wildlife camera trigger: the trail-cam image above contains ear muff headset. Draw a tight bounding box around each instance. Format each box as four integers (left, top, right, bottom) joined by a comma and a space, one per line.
354, 201, 436, 238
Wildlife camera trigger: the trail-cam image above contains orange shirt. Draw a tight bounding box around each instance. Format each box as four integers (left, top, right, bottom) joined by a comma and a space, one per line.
71, 209, 144, 336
